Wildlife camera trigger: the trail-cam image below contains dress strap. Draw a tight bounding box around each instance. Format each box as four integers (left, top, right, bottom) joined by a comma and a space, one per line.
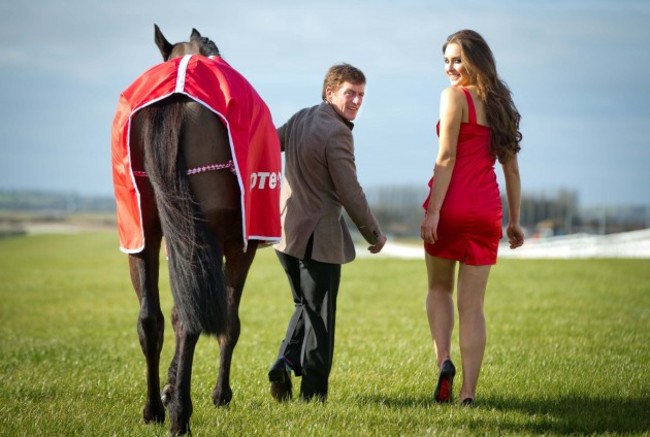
461, 87, 477, 124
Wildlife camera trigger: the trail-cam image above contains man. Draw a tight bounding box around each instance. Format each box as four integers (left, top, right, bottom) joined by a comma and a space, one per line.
268, 63, 387, 402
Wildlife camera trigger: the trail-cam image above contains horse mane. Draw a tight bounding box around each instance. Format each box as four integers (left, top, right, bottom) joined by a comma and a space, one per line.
197, 35, 220, 57
189, 28, 220, 57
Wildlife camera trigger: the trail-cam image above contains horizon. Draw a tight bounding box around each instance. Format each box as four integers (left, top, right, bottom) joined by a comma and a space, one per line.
1, 186, 648, 211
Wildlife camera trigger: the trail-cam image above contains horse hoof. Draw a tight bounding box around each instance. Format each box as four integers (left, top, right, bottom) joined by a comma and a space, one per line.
212, 387, 233, 407
170, 423, 190, 436
143, 404, 165, 424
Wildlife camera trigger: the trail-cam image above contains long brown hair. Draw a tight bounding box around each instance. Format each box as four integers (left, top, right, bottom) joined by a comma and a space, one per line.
444, 29, 522, 163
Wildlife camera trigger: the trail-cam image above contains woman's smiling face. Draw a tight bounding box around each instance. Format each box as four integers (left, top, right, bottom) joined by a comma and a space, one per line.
444, 42, 470, 87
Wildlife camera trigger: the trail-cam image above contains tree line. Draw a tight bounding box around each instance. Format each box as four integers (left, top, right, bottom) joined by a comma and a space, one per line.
1, 188, 647, 237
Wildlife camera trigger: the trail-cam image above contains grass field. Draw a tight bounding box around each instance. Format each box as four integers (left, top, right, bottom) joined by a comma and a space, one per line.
0, 232, 649, 436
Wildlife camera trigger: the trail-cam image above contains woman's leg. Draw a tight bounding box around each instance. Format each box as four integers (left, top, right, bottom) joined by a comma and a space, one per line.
456, 263, 491, 401
425, 254, 456, 366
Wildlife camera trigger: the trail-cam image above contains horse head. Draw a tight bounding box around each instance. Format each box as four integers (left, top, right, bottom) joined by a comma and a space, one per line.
154, 24, 220, 61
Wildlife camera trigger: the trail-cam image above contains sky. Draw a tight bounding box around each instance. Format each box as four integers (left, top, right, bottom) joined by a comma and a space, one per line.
1, 0, 649, 208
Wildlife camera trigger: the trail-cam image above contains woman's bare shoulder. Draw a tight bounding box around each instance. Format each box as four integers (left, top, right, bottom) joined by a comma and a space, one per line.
440, 86, 465, 102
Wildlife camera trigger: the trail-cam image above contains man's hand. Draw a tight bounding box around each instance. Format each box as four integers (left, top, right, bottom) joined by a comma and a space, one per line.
368, 232, 387, 254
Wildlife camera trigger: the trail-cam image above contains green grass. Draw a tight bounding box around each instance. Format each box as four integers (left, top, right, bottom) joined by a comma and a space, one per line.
0, 232, 649, 436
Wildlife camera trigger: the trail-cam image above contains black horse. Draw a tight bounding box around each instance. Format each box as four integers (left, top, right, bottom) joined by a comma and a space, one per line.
121, 25, 277, 435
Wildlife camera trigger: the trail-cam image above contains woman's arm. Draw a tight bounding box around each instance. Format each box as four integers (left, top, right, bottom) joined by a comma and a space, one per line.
420, 87, 463, 244
502, 155, 524, 249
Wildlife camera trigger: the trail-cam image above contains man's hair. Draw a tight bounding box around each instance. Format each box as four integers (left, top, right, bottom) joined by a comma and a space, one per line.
321, 63, 366, 101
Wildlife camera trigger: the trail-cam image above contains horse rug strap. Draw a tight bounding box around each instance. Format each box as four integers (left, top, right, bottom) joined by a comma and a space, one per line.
132, 160, 236, 178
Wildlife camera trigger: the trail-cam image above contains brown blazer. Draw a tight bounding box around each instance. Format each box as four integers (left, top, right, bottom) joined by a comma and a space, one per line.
274, 102, 382, 264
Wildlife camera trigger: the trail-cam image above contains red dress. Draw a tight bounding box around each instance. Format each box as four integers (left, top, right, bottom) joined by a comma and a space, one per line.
423, 88, 503, 265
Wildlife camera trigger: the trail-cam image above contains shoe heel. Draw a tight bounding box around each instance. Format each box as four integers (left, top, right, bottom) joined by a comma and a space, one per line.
434, 360, 456, 403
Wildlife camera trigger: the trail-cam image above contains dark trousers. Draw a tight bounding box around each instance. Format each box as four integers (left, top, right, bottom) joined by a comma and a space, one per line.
275, 239, 341, 400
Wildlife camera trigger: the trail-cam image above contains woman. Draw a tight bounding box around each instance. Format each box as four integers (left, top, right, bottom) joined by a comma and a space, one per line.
420, 29, 525, 405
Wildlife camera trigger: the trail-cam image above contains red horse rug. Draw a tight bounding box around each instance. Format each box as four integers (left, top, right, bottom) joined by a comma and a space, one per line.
112, 54, 281, 253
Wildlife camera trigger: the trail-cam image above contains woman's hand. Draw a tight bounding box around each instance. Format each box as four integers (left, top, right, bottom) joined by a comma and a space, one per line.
506, 223, 525, 249
420, 211, 440, 244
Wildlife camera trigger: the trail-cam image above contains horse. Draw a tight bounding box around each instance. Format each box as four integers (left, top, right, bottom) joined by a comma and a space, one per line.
114, 25, 280, 435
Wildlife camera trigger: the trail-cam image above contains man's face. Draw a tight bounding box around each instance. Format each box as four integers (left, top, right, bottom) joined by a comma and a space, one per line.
326, 81, 365, 122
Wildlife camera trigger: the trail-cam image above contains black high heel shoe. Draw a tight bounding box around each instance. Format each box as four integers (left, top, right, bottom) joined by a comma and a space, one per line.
460, 397, 474, 406
434, 359, 456, 403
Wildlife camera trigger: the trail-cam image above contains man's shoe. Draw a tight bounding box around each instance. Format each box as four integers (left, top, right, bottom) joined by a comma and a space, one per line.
268, 358, 292, 402
434, 359, 456, 403
300, 392, 327, 403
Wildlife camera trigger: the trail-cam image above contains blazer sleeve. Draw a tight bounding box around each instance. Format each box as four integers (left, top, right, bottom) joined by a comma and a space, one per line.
325, 130, 382, 244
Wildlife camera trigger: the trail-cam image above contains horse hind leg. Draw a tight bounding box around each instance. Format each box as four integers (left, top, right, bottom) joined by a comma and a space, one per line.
176, 101, 247, 406
129, 106, 166, 424
167, 326, 200, 436
129, 241, 166, 425
160, 295, 199, 435
212, 239, 258, 406
161, 306, 181, 407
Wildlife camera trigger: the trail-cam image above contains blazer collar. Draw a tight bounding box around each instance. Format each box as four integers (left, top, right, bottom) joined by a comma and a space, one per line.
319, 102, 354, 131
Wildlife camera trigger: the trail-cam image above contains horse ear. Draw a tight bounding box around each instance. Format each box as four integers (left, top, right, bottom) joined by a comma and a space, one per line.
191, 28, 201, 40
154, 24, 173, 61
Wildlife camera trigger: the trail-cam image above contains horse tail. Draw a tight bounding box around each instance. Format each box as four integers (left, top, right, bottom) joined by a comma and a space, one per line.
141, 97, 227, 336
